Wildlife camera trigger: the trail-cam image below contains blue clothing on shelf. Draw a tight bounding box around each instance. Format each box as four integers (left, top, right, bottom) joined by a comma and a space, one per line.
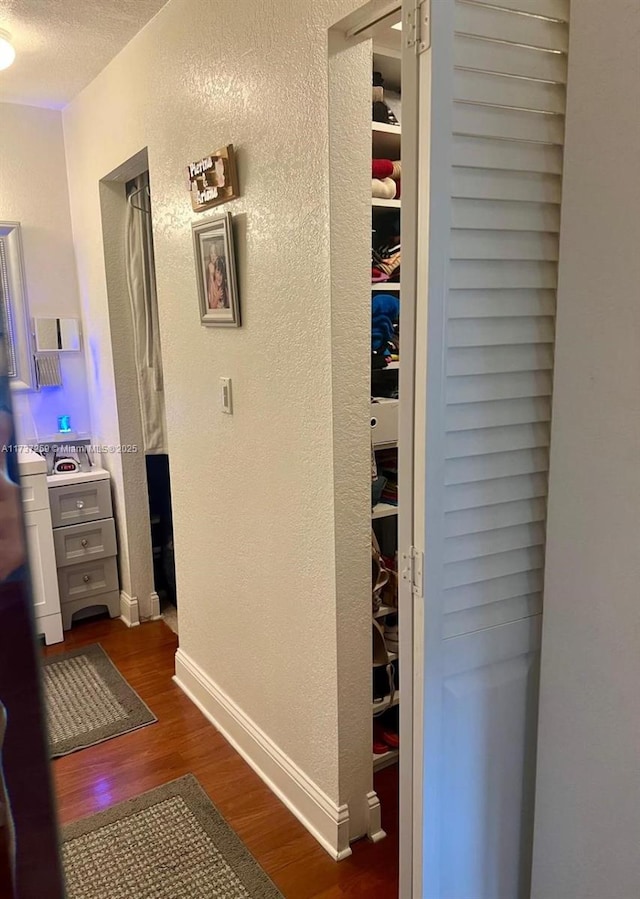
371, 293, 400, 354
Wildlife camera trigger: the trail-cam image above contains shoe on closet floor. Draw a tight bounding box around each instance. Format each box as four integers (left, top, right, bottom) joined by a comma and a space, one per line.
380, 706, 399, 749
373, 721, 388, 755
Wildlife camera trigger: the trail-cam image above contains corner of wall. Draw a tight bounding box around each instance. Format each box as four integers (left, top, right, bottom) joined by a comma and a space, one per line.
174, 648, 353, 860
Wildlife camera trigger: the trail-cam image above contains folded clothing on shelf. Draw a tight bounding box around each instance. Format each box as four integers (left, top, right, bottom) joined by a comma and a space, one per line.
372, 159, 394, 179
371, 293, 400, 356
372, 178, 397, 200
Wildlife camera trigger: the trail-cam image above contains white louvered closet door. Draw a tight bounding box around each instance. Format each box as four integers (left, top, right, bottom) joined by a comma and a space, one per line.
406, 1, 570, 897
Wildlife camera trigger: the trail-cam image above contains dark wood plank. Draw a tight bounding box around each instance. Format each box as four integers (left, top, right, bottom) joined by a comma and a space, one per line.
44, 618, 399, 898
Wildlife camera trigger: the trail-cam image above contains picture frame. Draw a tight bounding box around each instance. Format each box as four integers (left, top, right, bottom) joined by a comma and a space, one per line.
192, 212, 241, 328
186, 144, 239, 213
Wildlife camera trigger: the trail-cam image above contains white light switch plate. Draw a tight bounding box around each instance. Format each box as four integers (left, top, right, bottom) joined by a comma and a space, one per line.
220, 377, 233, 414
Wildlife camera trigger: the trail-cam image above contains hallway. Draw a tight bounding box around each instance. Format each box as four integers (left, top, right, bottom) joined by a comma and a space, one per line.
44, 619, 399, 898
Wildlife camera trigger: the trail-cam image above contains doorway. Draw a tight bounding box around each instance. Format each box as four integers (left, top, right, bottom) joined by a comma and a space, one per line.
98, 152, 176, 632
328, 0, 410, 888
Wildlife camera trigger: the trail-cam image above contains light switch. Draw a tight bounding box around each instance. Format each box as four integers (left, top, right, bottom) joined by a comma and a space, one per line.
220, 377, 233, 414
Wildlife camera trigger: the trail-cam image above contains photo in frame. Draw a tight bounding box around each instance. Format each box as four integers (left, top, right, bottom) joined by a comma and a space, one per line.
192, 212, 241, 328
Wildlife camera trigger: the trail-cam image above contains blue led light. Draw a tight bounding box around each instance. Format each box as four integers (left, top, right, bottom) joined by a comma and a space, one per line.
58, 415, 71, 434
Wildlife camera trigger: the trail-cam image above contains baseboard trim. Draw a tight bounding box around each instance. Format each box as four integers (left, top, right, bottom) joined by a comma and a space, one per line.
149, 591, 161, 620
174, 648, 352, 861
120, 591, 140, 628
366, 790, 386, 843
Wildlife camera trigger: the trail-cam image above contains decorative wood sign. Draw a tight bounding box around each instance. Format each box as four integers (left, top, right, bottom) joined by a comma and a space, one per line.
186, 144, 239, 213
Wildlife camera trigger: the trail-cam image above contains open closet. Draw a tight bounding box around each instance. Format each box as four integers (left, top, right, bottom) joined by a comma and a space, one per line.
125, 174, 176, 623
371, 44, 402, 775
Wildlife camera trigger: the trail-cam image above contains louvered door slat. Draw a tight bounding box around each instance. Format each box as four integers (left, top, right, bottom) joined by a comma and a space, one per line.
453, 102, 565, 144
452, 198, 561, 232
446, 423, 551, 460
452, 168, 562, 204
451, 259, 558, 289
445, 522, 547, 564
451, 229, 559, 260
446, 448, 550, 486
446, 397, 552, 432
445, 497, 548, 538
454, 34, 568, 83
455, 1, 569, 51
445, 473, 549, 513
449, 289, 557, 319
453, 134, 564, 174
462, 0, 569, 21
445, 545, 546, 590
448, 344, 555, 376
447, 371, 553, 404
443, 593, 542, 640
454, 69, 566, 114
444, 569, 545, 615
448, 316, 555, 347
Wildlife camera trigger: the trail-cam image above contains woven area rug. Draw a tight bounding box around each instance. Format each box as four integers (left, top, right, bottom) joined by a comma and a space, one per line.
42, 644, 156, 758
61, 775, 283, 898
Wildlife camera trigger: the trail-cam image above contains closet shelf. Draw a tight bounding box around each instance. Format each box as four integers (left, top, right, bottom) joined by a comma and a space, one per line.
372, 122, 402, 158
373, 748, 400, 772
372, 503, 398, 520
372, 122, 402, 136
372, 283, 400, 291
373, 691, 400, 714
372, 198, 401, 209
373, 603, 397, 620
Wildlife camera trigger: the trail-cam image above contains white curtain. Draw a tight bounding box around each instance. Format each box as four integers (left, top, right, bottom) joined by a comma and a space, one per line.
125, 174, 168, 454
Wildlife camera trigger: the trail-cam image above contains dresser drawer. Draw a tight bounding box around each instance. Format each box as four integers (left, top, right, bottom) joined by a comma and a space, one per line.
53, 518, 117, 568
49, 479, 112, 528
21, 473, 50, 514
58, 557, 119, 605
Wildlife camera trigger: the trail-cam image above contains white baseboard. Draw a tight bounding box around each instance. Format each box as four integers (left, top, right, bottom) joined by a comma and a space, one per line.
120, 591, 140, 627
149, 591, 161, 620
366, 790, 386, 843
174, 648, 352, 861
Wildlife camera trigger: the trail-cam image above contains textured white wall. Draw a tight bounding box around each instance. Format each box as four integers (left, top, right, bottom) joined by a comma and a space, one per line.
532, 1, 640, 895
62, 0, 370, 809
0, 103, 90, 442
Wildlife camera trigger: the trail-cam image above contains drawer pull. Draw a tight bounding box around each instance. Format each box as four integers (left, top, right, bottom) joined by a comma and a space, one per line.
76, 500, 85, 510
81, 539, 89, 548
82, 574, 91, 583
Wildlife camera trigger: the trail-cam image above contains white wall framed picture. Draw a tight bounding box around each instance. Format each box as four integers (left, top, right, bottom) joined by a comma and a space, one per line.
192, 212, 240, 328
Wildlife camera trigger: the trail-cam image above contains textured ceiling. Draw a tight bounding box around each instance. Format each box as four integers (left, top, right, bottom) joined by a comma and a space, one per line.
0, 0, 169, 108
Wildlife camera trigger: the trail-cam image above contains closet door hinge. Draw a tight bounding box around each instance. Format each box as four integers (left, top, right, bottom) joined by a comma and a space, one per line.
402, 547, 424, 598
404, 0, 431, 54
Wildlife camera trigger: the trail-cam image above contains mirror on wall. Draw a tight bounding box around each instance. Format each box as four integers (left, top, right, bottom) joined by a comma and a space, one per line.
33, 318, 81, 352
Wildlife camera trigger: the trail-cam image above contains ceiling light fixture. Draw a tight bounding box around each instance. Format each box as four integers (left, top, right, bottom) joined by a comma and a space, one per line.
0, 29, 16, 70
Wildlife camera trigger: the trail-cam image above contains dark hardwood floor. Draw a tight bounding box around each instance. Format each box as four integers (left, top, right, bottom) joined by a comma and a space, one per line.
44, 617, 399, 898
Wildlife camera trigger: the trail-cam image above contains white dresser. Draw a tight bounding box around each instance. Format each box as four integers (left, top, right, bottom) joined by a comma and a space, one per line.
47, 468, 120, 629
18, 450, 64, 645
